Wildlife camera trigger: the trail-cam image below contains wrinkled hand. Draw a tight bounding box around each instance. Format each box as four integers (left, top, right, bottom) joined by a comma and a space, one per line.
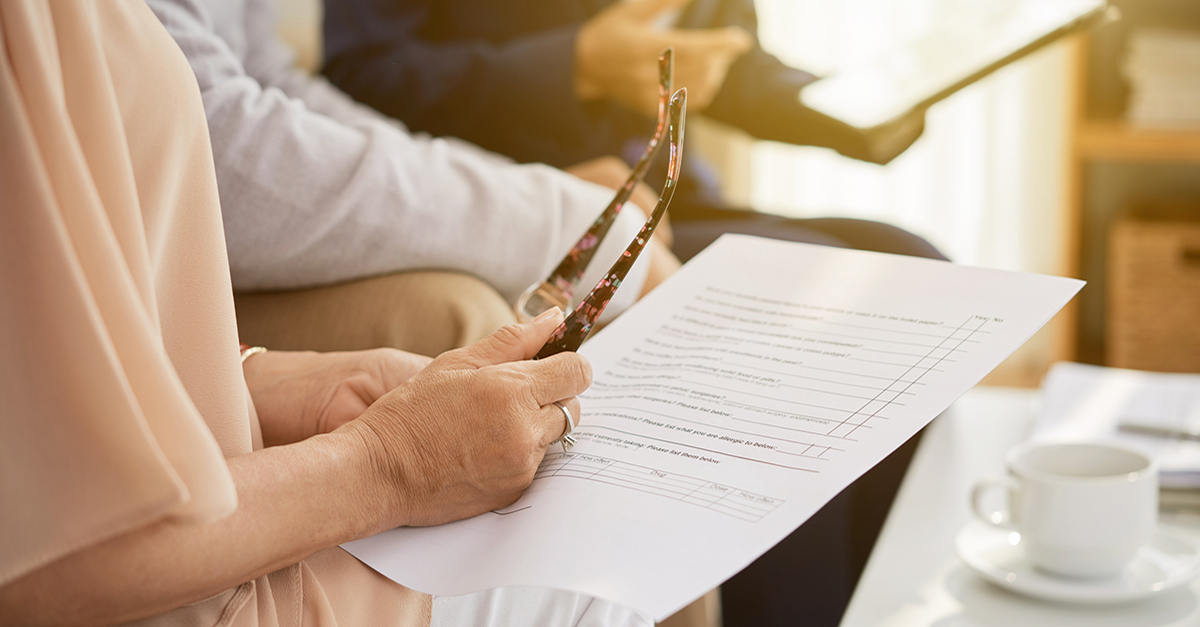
244, 348, 432, 447
575, 0, 753, 116
344, 309, 591, 527
565, 155, 673, 247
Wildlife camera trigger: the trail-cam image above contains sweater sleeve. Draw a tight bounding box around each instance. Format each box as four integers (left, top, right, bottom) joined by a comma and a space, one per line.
146, 0, 649, 308
705, 46, 923, 166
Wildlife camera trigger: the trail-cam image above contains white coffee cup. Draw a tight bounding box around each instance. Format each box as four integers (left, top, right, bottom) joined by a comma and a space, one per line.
971, 440, 1158, 578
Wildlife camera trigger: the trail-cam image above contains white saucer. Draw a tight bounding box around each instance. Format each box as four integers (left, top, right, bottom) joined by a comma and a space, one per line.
955, 521, 1200, 603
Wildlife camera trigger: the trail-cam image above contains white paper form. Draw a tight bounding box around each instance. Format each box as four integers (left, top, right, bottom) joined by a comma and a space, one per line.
343, 236, 1083, 620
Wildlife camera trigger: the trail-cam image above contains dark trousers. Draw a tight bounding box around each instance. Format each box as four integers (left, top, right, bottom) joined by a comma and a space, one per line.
668, 203, 943, 627
671, 204, 946, 264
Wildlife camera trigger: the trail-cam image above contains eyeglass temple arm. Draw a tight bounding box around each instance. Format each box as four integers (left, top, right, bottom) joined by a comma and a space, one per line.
542, 49, 675, 297
535, 88, 687, 360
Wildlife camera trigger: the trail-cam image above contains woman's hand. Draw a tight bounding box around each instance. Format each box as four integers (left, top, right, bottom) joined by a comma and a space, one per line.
0, 312, 585, 626
345, 309, 591, 528
244, 348, 432, 447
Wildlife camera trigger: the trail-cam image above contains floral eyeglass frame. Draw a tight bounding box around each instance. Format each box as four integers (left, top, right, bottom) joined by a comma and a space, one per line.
535, 86, 687, 359
515, 49, 677, 323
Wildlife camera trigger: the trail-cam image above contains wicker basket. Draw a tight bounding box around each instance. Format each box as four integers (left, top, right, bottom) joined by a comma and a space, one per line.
1107, 211, 1200, 373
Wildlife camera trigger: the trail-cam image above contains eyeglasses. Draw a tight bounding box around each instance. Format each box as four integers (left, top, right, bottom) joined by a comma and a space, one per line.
535, 87, 686, 359
515, 49, 676, 323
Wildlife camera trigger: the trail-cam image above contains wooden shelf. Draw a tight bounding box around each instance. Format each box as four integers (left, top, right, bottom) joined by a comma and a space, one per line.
1076, 119, 1200, 163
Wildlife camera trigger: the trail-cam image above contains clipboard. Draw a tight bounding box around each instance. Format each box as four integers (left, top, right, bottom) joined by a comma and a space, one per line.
799, 0, 1109, 133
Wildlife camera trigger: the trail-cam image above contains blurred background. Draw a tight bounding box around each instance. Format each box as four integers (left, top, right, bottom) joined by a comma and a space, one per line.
280, 0, 1200, 386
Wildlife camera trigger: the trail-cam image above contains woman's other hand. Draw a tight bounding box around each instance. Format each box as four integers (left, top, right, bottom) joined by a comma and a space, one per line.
244, 348, 432, 447
346, 309, 591, 528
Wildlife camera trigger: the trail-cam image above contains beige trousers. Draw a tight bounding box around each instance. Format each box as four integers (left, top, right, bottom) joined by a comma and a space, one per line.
233, 271, 517, 356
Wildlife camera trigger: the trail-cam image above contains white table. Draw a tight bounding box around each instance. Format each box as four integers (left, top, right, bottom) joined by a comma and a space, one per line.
840, 387, 1200, 627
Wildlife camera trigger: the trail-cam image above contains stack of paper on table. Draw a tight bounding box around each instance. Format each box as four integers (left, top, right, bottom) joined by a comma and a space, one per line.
1033, 362, 1200, 491
344, 235, 1083, 620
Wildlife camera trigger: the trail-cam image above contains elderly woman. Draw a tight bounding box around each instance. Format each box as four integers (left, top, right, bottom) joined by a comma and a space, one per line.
0, 2, 638, 625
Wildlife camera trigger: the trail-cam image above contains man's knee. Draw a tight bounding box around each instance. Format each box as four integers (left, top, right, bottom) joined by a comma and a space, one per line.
800, 218, 948, 260
408, 272, 518, 351
234, 271, 516, 356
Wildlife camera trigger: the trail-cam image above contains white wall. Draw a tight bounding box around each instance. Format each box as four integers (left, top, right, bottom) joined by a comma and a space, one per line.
749, 0, 1072, 278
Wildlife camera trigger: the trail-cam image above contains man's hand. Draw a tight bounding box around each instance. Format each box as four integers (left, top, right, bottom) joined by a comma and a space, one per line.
862, 108, 927, 165
343, 309, 592, 527
244, 348, 432, 447
575, 0, 753, 116
565, 155, 673, 247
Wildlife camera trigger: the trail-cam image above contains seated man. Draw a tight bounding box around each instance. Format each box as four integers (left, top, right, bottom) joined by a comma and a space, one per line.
148, 0, 680, 361
321, 0, 924, 170
321, 0, 938, 265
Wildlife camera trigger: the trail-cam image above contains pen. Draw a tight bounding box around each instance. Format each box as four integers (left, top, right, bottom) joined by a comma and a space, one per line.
1117, 421, 1200, 442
